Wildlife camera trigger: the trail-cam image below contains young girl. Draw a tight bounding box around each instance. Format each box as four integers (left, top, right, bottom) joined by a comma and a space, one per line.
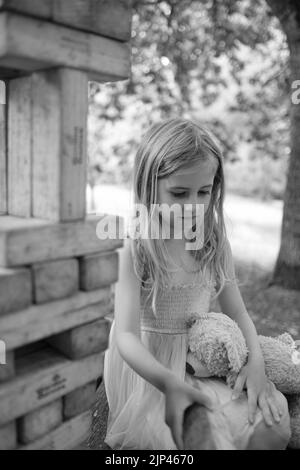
103, 118, 291, 450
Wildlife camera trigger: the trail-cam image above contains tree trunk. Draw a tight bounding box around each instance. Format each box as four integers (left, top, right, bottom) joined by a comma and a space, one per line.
266, 0, 300, 289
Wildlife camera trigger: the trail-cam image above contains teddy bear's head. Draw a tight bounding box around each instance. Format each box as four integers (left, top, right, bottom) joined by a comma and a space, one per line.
187, 312, 248, 378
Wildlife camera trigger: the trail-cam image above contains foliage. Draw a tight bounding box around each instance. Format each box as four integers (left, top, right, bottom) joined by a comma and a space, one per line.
88, 0, 290, 200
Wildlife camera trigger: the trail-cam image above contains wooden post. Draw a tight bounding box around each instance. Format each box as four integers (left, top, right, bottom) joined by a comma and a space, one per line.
0, 80, 6, 215
0, 0, 131, 450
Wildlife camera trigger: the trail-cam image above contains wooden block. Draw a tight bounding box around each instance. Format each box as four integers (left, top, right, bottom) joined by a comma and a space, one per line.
0, 1, 132, 41
0, 214, 123, 267
0, 0, 52, 18
48, 318, 110, 359
31, 68, 87, 222
0, 80, 6, 214
79, 250, 119, 291
0, 12, 131, 82
18, 399, 63, 444
0, 346, 104, 425
18, 410, 92, 450
63, 381, 97, 419
0, 421, 17, 450
0, 350, 14, 382
0, 287, 112, 351
0, 267, 32, 315
32, 258, 79, 304
52, 0, 132, 41
7, 75, 32, 217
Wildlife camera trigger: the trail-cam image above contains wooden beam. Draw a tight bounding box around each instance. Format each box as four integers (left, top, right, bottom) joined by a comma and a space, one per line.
0, 80, 6, 214
0, 0, 132, 41
0, 347, 104, 425
31, 68, 88, 221
18, 409, 92, 450
0, 287, 112, 351
0, 214, 124, 267
0, 12, 131, 82
7, 75, 32, 217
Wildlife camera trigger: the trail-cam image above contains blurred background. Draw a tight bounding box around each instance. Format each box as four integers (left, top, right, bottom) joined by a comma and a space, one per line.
85, 0, 299, 340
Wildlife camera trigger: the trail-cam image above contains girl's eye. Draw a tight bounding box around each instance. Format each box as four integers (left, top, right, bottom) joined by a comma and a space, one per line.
171, 191, 210, 198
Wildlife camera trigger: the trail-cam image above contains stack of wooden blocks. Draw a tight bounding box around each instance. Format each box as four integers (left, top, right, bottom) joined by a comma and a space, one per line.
0, 0, 132, 450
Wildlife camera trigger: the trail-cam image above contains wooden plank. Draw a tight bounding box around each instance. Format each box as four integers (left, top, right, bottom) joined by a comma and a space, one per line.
7, 75, 32, 217
0, 12, 131, 82
63, 381, 97, 419
0, 287, 112, 351
18, 399, 63, 444
0, 0, 52, 18
32, 258, 79, 304
80, 250, 119, 291
32, 68, 87, 221
0, 80, 6, 214
0, 421, 17, 450
0, 214, 124, 267
0, 346, 104, 425
0, 1, 132, 41
48, 318, 110, 359
0, 267, 32, 315
0, 350, 14, 382
52, 0, 132, 41
18, 409, 92, 450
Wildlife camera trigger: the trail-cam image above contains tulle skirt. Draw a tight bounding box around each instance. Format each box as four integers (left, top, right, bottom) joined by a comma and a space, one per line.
103, 321, 291, 450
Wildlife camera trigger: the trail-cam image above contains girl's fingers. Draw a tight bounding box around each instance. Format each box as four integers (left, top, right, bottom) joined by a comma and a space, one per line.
258, 394, 273, 427
266, 396, 281, 424
232, 371, 246, 399
247, 389, 258, 425
171, 414, 184, 450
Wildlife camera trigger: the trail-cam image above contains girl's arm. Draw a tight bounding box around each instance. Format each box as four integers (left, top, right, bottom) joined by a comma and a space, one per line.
216, 239, 263, 363
216, 239, 282, 425
114, 236, 179, 393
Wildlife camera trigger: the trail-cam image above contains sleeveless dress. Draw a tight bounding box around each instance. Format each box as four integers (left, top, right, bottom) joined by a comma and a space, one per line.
103, 265, 291, 450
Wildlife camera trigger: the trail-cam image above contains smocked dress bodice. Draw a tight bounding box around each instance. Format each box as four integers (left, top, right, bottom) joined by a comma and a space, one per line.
140, 268, 216, 335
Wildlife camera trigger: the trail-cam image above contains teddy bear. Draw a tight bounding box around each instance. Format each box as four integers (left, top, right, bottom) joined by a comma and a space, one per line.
186, 311, 300, 449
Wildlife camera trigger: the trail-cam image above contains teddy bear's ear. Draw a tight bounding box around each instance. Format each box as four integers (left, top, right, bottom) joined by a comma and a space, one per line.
225, 340, 244, 373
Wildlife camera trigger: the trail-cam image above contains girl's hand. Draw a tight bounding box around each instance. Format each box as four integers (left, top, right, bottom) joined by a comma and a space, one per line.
231, 361, 283, 427
164, 379, 215, 450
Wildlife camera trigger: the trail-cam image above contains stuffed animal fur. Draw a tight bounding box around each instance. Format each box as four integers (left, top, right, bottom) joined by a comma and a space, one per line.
186, 311, 300, 449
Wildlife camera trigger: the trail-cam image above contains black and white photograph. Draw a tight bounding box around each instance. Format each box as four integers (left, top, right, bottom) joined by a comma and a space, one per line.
0, 0, 299, 453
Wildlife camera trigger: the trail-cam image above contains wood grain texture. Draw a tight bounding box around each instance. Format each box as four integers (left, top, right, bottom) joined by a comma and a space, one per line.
0, 421, 17, 450
0, 266, 32, 315
7, 75, 32, 217
31, 258, 79, 304
18, 409, 93, 450
0, 214, 124, 267
31, 69, 87, 221
0, 81, 6, 214
0, 346, 104, 425
48, 318, 110, 359
0, 12, 131, 82
18, 398, 63, 444
0, 287, 112, 351
79, 250, 119, 290
63, 381, 97, 419
0, 0, 132, 41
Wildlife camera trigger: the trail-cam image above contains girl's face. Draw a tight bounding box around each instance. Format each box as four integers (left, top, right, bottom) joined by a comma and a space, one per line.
156, 158, 216, 238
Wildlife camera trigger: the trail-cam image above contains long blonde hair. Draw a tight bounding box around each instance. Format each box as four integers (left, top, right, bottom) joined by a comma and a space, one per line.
130, 117, 237, 315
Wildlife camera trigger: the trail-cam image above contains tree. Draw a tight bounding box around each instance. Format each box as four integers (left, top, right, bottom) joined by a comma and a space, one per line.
265, 0, 300, 289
